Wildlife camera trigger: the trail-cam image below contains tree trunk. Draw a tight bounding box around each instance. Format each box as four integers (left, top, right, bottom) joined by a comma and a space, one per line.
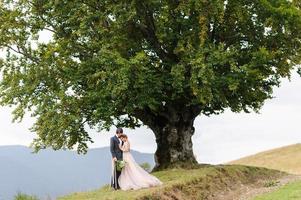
151, 117, 197, 170
135, 105, 200, 170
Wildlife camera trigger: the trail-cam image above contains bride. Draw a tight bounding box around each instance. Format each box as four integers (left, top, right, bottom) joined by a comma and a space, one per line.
118, 134, 162, 190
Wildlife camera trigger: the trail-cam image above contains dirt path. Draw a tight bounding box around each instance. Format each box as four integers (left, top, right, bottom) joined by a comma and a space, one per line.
213, 174, 301, 200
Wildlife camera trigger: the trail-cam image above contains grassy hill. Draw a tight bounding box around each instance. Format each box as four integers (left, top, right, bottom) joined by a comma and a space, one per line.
59, 165, 284, 200
229, 143, 301, 175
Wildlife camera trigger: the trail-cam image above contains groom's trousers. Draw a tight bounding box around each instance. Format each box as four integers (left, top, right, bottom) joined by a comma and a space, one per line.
111, 164, 121, 190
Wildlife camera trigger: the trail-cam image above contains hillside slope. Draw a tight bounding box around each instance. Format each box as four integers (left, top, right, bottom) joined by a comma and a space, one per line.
59, 165, 285, 200
229, 143, 301, 175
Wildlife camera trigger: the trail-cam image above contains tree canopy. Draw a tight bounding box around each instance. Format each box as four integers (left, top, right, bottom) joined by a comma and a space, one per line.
1, 0, 301, 157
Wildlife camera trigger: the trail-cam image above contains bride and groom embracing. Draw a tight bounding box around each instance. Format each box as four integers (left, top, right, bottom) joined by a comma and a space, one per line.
110, 128, 162, 190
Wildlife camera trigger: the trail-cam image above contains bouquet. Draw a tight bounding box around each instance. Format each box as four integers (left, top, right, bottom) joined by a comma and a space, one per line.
116, 160, 126, 171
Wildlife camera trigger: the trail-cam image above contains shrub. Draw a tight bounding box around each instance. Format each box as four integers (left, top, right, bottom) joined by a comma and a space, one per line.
140, 162, 152, 172
14, 192, 39, 200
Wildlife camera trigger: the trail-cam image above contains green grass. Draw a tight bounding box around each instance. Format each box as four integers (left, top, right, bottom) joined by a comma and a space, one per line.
253, 180, 301, 200
14, 193, 39, 200
59, 165, 284, 200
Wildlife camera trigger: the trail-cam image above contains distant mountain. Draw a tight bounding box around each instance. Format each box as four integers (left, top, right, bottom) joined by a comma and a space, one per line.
0, 145, 155, 200
229, 143, 301, 175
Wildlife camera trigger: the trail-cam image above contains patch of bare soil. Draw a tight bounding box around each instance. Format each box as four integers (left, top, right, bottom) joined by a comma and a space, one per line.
212, 174, 301, 200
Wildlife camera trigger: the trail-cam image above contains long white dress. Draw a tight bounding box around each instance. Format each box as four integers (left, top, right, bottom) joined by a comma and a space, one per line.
118, 141, 162, 190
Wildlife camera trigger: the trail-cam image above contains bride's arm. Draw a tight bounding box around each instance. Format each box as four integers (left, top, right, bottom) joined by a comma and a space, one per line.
119, 142, 130, 152
119, 143, 125, 151
125, 142, 130, 152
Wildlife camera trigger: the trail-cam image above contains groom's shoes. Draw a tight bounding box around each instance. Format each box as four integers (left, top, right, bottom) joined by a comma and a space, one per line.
112, 185, 120, 190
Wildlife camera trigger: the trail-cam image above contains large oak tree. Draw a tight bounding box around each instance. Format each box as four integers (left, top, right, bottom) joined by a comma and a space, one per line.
1, 0, 301, 170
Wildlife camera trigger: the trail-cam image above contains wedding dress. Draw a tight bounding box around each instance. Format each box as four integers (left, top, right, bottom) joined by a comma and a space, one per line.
118, 141, 162, 190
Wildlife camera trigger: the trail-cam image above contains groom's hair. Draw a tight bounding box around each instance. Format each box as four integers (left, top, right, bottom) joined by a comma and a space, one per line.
116, 127, 123, 134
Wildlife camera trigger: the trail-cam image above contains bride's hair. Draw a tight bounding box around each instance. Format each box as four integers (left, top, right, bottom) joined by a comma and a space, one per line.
119, 134, 128, 139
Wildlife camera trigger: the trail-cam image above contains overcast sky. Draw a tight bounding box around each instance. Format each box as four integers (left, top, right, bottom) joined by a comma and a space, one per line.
1, 33, 301, 164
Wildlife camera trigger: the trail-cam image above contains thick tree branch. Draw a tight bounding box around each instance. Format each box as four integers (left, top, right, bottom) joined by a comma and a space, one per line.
135, 1, 179, 63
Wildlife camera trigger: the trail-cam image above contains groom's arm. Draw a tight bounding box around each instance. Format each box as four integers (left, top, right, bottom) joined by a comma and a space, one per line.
110, 138, 117, 159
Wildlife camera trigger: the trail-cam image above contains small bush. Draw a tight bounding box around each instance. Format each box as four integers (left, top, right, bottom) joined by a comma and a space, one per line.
264, 180, 280, 187
14, 192, 39, 200
140, 162, 152, 172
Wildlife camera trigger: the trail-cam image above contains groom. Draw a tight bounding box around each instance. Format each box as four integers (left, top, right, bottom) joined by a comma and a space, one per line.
110, 127, 123, 190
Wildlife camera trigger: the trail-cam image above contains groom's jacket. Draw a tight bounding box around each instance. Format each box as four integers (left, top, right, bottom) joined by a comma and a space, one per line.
110, 135, 123, 160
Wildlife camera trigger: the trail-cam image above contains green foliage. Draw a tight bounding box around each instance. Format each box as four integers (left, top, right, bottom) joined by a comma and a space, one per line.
139, 162, 152, 172
14, 192, 39, 200
1, 0, 301, 153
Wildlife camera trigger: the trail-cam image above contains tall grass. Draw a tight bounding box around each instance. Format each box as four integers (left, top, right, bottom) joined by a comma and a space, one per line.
14, 192, 39, 200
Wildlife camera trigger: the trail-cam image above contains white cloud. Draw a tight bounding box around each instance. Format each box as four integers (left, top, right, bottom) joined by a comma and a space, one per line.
0, 107, 36, 146
193, 72, 301, 164
38, 30, 53, 44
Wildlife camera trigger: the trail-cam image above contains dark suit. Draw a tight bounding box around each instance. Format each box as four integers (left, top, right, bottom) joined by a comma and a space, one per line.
110, 135, 123, 189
